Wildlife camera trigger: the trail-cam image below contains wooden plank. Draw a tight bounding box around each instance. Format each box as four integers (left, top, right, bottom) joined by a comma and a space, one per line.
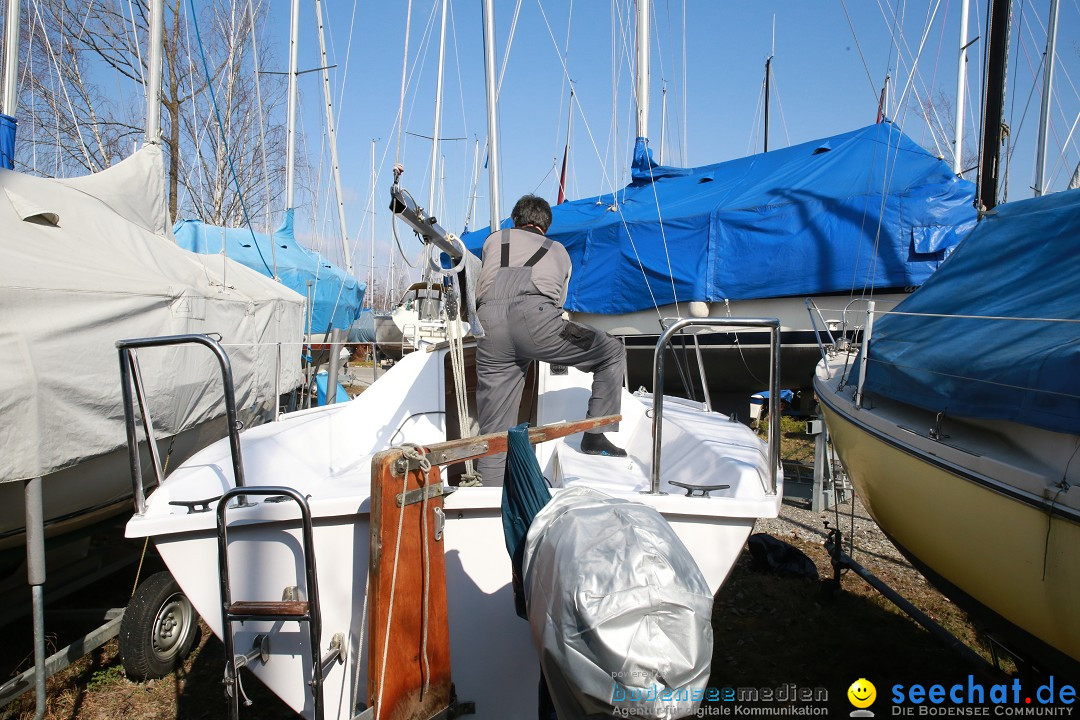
419, 414, 621, 467
367, 456, 453, 720
226, 601, 309, 617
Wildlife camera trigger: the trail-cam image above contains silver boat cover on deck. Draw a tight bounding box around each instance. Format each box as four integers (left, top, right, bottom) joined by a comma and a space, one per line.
0, 146, 305, 482
522, 487, 714, 719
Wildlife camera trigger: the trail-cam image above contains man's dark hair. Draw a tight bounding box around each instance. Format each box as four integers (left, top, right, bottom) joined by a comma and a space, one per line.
511, 194, 552, 233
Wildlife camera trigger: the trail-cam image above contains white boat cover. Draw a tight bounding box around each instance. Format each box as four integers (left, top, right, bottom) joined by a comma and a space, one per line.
0, 146, 305, 483
522, 487, 713, 719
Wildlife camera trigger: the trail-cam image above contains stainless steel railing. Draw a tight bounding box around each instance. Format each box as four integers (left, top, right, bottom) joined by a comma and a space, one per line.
117, 334, 246, 515
648, 317, 781, 496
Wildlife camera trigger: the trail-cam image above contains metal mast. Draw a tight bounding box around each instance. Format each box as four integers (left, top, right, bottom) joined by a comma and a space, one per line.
952, 0, 971, 174
145, 0, 163, 144
976, 0, 1012, 212
370, 139, 376, 305
314, 0, 353, 271
1033, 0, 1060, 196
2, 0, 20, 115
635, 0, 651, 140
482, 0, 501, 228
763, 56, 772, 152
285, 0, 300, 209
429, 0, 449, 215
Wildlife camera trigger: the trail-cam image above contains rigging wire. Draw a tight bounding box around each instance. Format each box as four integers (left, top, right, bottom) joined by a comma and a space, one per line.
535, 0, 618, 197
837, 0, 884, 103
246, 0, 273, 236
29, 0, 95, 171
1003, 0, 1030, 203
770, 66, 793, 147
394, 0, 414, 166
186, 0, 272, 276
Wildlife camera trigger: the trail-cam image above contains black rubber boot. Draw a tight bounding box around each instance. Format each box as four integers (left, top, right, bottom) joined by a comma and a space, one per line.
579, 432, 627, 457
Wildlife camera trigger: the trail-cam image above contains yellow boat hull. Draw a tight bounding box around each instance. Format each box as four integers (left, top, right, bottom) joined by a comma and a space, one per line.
819, 396, 1080, 669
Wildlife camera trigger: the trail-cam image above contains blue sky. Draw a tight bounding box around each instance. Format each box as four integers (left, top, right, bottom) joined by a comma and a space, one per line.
265, 0, 1079, 291
43, 0, 1080, 291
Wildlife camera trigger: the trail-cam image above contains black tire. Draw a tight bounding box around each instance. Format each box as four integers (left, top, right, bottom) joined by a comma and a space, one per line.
119, 570, 199, 680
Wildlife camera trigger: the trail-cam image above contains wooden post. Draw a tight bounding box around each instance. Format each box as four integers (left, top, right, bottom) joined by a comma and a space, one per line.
366, 415, 619, 718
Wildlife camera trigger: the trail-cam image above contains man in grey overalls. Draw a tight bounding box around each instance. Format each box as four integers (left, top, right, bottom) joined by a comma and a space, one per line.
475, 194, 626, 486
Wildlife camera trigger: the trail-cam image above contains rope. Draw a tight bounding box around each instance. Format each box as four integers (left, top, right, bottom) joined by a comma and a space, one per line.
446, 275, 480, 484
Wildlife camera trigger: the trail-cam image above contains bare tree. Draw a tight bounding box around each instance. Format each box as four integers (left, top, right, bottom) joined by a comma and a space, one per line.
14, 0, 287, 227
910, 90, 979, 176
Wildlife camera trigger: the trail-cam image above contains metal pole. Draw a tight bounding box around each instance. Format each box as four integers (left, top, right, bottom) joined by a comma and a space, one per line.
976, 0, 1012, 213
145, 0, 163, 144
25, 477, 45, 720
482, 0, 501, 228
635, 0, 651, 141
763, 56, 772, 152
428, 0, 449, 214
284, 0, 300, 210
1033, 0, 1060, 196
274, 341, 281, 422
326, 329, 342, 405
855, 301, 876, 409
659, 83, 667, 164
952, 0, 971, 174
650, 318, 780, 495
370, 139, 376, 306
2, 0, 20, 116
314, 0, 353, 272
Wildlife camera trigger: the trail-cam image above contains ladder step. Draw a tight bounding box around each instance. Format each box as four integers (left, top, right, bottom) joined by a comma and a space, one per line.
228, 601, 310, 617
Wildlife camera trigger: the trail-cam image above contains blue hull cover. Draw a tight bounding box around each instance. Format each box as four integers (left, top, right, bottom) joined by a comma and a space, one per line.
175, 209, 365, 334
860, 188, 1080, 435
463, 123, 975, 314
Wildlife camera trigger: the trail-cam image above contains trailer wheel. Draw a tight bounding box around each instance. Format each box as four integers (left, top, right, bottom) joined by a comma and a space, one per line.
119, 570, 199, 680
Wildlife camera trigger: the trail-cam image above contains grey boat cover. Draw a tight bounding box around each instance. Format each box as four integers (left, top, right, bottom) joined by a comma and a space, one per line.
522, 487, 713, 719
0, 145, 305, 483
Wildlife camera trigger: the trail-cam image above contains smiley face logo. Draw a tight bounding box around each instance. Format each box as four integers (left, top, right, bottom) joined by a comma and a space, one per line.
848, 678, 876, 709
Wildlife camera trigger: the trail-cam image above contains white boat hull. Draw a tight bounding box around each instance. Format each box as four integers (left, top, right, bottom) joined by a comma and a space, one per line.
130, 346, 781, 718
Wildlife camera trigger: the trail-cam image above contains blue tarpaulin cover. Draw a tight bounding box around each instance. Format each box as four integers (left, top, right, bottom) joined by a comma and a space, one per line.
859, 188, 1080, 435
0, 114, 16, 170
175, 209, 364, 334
463, 123, 975, 314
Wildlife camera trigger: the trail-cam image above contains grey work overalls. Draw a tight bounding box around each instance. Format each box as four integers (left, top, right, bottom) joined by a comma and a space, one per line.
475, 229, 625, 486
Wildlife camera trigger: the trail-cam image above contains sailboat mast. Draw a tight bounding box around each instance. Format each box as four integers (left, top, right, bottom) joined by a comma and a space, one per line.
1033, 0, 1060, 196
763, 56, 772, 152
145, 0, 163, 143
314, 0, 353, 272
465, 138, 480, 230
370, 138, 376, 306
635, 0, 651, 140
482, 0, 501, 228
763, 15, 774, 152
952, 0, 971, 174
2, 0, 20, 114
285, 0, 300, 210
976, 0, 1012, 212
428, 0, 449, 215
659, 83, 667, 164
557, 90, 573, 204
